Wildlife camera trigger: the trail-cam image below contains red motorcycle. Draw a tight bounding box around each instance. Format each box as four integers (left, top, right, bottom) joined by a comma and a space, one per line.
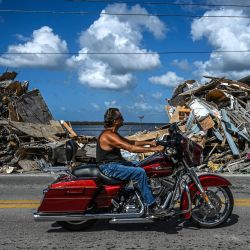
34, 125, 234, 231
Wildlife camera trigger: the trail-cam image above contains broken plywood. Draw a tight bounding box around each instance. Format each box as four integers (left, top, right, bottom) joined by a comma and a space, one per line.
9, 121, 66, 141
15, 89, 53, 124
126, 128, 169, 141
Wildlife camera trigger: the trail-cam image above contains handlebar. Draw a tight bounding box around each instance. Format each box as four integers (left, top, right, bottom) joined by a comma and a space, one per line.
155, 124, 203, 167
155, 122, 183, 148
156, 133, 183, 149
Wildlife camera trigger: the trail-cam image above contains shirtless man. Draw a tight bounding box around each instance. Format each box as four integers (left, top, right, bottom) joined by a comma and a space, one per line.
96, 107, 164, 215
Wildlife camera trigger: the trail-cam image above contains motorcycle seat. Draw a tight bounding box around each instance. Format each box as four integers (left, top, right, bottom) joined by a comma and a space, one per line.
71, 164, 126, 185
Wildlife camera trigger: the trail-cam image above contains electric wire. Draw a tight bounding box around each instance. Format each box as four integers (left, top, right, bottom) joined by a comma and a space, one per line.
0, 9, 250, 18
1, 3, 250, 56
1, 51, 250, 55
66, 0, 250, 9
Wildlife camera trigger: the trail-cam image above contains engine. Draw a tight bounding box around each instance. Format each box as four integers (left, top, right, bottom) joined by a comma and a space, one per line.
111, 178, 174, 214
111, 190, 141, 214
148, 177, 174, 196
148, 178, 163, 195
123, 193, 140, 213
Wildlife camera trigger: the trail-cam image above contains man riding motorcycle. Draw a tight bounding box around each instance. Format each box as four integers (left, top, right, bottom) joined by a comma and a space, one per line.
34, 108, 234, 231
96, 107, 164, 215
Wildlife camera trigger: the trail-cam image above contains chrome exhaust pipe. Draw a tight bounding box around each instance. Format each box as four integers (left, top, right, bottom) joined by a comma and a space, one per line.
34, 192, 145, 222
34, 213, 93, 222
110, 218, 154, 224
34, 207, 145, 222
161, 191, 173, 209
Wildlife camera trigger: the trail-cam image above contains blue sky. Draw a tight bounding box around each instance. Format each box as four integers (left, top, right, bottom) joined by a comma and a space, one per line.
1, 0, 250, 122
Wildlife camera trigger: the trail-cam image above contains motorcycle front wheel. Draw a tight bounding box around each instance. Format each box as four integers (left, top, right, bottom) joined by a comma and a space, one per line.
191, 186, 234, 228
57, 219, 96, 231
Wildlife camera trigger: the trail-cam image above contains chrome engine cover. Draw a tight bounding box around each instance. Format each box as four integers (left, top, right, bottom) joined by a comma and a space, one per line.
124, 194, 140, 213
149, 178, 163, 195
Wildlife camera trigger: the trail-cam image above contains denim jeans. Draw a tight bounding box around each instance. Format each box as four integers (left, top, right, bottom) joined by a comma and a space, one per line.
99, 161, 155, 206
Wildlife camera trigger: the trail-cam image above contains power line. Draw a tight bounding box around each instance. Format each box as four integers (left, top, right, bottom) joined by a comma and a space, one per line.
66, 0, 250, 9
1, 51, 250, 55
0, 9, 250, 18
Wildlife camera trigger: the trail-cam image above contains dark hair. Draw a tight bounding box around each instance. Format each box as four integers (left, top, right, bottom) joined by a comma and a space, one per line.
104, 107, 120, 128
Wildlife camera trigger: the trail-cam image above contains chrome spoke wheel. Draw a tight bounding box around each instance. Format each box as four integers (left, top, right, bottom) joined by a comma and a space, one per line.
191, 186, 234, 228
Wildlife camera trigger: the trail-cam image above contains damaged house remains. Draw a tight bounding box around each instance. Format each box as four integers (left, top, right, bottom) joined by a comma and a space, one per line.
0, 71, 249, 174
165, 76, 250, 173
127, 76, 250, 173
0, 72, 95, 174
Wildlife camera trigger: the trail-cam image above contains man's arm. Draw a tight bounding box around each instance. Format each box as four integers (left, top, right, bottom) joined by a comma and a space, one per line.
134, 140, 156, 147
120, 135, 156, 147
108, 133, 163, 153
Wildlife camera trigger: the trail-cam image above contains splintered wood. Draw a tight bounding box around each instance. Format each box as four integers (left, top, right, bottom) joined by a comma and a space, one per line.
165, 76, 250, 173
129, 76, 250, 173
0, 72, 95, 173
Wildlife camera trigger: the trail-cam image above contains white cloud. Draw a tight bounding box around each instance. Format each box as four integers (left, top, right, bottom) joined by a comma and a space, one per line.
191, 9, 250, 79
179, 1, 250, 14
128, 101, 165, 114
67, 4, 166, 90
138, 94, 146, 101
0, 26, 68, 69
149, 71, 184, 87
130, 102, 153, 112
171, 59, 190, 71
15, 34, 30, 42
207, 1, 250, 13
152, 92, 163, 99
60, 106, 66, 111
105, 4, 167, 39
91, 103, 100, 110
154, 104, 165, 113
104, 100, 119, 108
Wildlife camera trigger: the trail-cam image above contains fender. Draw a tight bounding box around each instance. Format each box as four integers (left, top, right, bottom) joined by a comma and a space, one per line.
180, 174, 232, 219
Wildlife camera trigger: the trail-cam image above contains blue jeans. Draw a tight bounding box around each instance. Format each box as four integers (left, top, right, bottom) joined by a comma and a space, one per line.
99, 161, 155, 206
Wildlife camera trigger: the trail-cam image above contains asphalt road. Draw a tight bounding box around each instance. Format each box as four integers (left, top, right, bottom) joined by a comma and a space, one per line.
0, 174, 250, 250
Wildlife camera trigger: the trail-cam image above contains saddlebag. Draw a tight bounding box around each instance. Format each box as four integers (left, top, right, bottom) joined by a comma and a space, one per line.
38, 179, 98, 213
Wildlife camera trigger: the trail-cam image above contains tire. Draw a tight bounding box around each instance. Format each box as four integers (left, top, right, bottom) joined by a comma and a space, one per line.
56, 220, 96, 231
191, 186, 234, 228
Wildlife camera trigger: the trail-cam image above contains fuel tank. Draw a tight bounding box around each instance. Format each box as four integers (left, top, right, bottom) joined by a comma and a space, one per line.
139, 152, 174, 177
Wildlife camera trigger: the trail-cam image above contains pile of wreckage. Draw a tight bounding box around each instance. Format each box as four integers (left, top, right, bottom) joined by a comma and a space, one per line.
0, 71, 95, 174
128, 76, 250, 173
165, 76, 250, 173
1, 71, 249, 174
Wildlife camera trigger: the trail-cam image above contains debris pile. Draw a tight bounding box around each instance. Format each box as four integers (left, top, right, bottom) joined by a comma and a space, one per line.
0, 72, 95, 174
127, 76, 250, 173
2, 71, 249, 174
165, 76, 250, 173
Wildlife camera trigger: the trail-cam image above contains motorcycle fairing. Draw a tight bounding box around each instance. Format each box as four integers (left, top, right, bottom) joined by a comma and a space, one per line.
180, 174, 232, 219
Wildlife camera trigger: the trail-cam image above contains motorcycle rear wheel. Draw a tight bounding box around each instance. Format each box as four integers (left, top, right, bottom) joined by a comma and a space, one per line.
191, 186, 234, 228
57, 219, 96, 231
